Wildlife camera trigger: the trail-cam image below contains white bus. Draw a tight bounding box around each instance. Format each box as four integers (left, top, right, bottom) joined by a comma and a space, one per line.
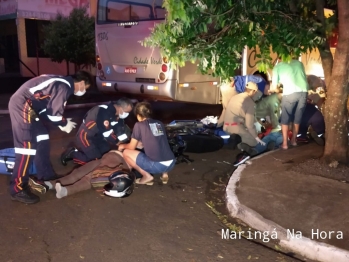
95, 0, 221, 104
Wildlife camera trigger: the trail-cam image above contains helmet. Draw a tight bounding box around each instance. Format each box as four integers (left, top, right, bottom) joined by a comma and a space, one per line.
103, 170, 136, 198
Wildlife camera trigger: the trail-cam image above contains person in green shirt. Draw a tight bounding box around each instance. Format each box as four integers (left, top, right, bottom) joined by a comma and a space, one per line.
270, 57, 308, 149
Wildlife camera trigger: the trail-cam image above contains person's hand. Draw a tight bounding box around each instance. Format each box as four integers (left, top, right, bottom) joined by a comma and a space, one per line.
255, 137, 266, 146
118, 144, 125, 152
58, 118, 77, 133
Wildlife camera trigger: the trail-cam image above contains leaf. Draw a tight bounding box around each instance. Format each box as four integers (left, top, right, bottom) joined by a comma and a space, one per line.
249, 22, 254, 32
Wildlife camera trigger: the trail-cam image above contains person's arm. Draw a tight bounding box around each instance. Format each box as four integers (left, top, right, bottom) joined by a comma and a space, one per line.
270, 67, 279, 93
217, 108, 226, 127
269, 101, 280, 129
118, 122, 141, 151
244, 101, 258, 138
117, 138, 138, 151
45, 82, 71, 127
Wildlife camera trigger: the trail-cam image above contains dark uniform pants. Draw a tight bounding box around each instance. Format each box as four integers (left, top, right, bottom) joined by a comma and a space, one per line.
298, 104, 325, 138
73, 124, 111, 165
9, 103, 55, 195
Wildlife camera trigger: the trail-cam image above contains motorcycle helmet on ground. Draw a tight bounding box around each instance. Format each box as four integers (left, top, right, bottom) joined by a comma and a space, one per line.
103, 170, 136, 198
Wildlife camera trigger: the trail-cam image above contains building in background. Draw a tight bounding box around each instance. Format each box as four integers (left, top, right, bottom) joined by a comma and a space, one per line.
0, 0, 97, 77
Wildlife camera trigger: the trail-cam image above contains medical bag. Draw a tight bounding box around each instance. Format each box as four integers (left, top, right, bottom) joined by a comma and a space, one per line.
0, 148, 37, 175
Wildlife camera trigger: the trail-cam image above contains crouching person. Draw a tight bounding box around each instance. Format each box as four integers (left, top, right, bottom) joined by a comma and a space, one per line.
297, 104, 325, 146
42, 151, 131, 199
118, 102, 176, 185
224, 82, 273, 164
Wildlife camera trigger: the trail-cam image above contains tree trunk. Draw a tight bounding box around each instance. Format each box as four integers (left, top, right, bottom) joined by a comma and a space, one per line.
322, 0, 349, 164
315, 0, 333, 88
66, 60, 70, 75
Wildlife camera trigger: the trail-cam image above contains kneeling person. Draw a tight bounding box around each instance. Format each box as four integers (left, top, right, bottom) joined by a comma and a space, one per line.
61, 98, 133, 165
118, 102, 176, 185
223, 82, 265, 151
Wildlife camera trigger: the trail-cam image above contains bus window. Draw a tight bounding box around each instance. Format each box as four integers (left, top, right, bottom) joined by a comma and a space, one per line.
98, 0, 167, 24
131, 4, 152, 20
155, 6, 165, 19
107, 2, 130, 22
104, 1, 153, 23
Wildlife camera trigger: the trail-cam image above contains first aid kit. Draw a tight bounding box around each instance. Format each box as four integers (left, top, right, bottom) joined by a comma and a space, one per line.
0, 148, 37, 175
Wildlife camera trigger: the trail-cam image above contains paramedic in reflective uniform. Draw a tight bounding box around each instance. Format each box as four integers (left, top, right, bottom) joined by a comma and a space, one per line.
223, 82, 266, 149
61, 98, 133, 165
8, 70, 92, 204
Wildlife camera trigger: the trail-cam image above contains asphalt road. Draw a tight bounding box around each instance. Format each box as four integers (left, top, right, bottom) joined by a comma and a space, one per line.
0, 98, 300, 262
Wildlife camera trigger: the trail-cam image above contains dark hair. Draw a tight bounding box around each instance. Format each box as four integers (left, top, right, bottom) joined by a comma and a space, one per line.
134, 102, 152, 119
71, 70, 93, 86
114, 97, 134, 109
253, 72, 268, 82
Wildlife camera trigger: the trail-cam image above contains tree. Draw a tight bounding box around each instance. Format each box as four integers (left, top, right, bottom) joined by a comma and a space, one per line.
42, 7, 95, 74
143, 0, 348, 164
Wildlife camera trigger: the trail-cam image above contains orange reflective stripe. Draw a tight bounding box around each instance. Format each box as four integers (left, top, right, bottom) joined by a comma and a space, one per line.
87, 123, 96, 129
84, 132, 90, 146
22, 142, 31, 177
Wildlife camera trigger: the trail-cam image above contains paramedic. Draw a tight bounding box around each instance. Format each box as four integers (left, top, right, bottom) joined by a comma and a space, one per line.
218, 74, 269, 127
8, 70, 92, 204
61, 98, 133, 165
223, 82, 265, 149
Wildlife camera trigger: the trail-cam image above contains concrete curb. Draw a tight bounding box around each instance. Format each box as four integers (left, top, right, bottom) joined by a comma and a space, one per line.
226, 158, 349, 262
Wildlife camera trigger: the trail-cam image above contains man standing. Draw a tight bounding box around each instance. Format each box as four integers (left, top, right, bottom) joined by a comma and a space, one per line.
8, 70, 92, 204
271, 57, 308, 149
61, 98, 133, 166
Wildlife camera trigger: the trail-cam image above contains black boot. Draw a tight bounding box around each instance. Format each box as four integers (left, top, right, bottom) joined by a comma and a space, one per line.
310, 131, 325, 146
61, 147, 76, 166
11, 186, 40, 204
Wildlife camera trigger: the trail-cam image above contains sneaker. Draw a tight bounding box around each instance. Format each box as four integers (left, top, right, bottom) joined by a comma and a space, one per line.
237, 143, 258, 156
11, 188, 40, 204
310, 131, 325, 146
233, 152, 251, 167
61, 147, 76, 166
29, 176, 49, 194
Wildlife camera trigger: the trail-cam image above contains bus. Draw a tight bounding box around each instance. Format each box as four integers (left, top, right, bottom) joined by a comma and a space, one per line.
95, 0, 221, 104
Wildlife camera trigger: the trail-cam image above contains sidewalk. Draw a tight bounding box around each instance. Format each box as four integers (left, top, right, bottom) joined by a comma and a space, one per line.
226, 143, 349, 262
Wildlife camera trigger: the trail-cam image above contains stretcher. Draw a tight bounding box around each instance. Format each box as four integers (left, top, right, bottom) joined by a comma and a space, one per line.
0, 148, 37, 175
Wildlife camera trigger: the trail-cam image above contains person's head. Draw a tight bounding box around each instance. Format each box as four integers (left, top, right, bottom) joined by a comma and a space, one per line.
254, 72, 268, 83
72, 70, 93, 96
134, 102, 153, 122
307, 75, 326, 92
245, 81, 258, 96
113, 98, 133, 119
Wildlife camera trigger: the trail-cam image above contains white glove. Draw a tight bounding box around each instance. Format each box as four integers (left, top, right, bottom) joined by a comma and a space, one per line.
254, 122, 263, 133
255, 137, 266, 146
58, 118, 77, 133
